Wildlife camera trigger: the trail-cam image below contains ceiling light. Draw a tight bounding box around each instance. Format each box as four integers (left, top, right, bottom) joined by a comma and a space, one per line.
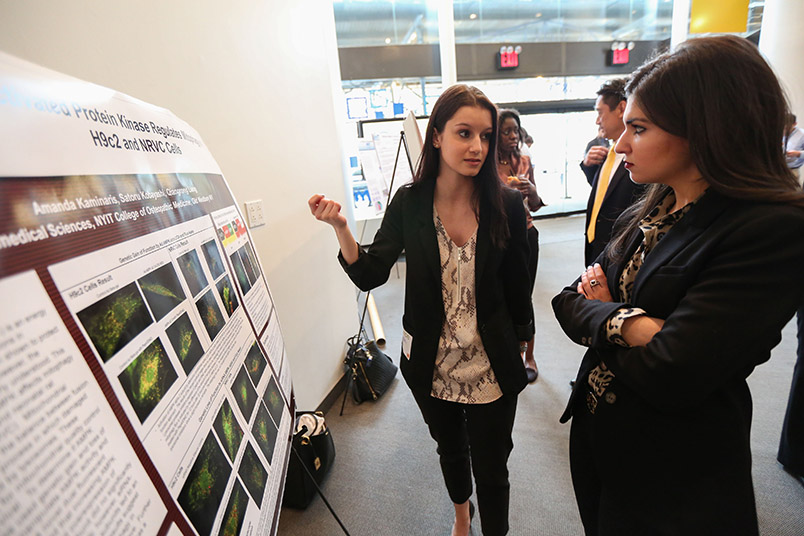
469, 13, 477, 20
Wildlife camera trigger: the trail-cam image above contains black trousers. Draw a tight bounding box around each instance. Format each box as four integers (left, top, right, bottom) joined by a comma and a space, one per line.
411, 390, 518, 536
527, 225, 539, 293
779, 306, 804, 476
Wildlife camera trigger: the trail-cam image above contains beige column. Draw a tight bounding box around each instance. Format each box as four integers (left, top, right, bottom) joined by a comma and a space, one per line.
759, 0, 804, 116
437, 0, 457, 87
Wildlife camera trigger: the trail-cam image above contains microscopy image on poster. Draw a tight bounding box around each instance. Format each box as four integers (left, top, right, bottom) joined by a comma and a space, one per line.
216, 276, 239, 318
202, 239, 226, 280
239, 247, 258, 286
196, 289, 225, 341
229, 250, 252, 296
244, 341, 267, 387
217, 478, 249, 536
262, 376, 284, 427
138, 263, 186, 321
178, 431, 232, 536
178, 249, 209, 297
238, 442, 268, 507
213, 398, 244, 464
231, 366, 257, 422
165, 312, 205, 375
243, 243, 260, 280
118, 338, 179, 423
77, 282, 154, 362
252, 402, 279, 466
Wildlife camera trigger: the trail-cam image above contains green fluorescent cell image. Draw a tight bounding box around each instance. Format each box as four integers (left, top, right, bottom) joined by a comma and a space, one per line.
238, 442, 268, 508
244, 341, 267, 387
213, 398, 244, 464
252, 402, 279, 466
196, 289, 225, 341
217, 478, 249, 536
231, 365, 257, 422
165, 312, 205, 375
138, 263, 186, 321
244, 243, 261, 280
118, 338, 178, 423
216, 275, 239, 318
77, 282, 154, 362
262, 376, 285, 428
178, 249, 209, 297
238, 247, 258, 286
178, 431, 232, 536
201, 239, 226, 280
229, 250, 251, 296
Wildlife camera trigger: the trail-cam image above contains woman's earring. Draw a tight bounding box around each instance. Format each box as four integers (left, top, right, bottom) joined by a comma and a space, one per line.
433, 143, 440, 149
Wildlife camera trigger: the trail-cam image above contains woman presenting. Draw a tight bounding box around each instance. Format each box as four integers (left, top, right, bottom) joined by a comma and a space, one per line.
552, 36, 804, 535
309, 85, 533, 536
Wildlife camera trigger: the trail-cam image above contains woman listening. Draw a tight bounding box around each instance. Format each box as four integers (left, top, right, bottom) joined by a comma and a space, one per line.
552, 36, 804, 535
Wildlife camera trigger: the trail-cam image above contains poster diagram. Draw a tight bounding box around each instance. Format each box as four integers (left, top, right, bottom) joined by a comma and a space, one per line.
0, 52, 293, 535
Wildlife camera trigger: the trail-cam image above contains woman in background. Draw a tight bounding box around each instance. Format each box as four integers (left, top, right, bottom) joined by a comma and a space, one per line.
552, 36, 804, 535
497, 108, 542, 382
310, 85, 533, 536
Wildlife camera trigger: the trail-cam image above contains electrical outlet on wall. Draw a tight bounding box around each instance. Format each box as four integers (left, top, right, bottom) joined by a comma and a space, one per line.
244, 199, 265, 228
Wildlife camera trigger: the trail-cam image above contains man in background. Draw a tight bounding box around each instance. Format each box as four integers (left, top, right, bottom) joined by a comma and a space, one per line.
785, 113, 804, 184
580, 78, 643, 266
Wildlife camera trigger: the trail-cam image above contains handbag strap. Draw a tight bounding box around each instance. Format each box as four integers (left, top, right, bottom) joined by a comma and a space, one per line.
289, 442, 351, 536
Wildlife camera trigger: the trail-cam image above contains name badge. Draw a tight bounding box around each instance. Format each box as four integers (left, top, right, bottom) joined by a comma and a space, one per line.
401, 329, 412, 360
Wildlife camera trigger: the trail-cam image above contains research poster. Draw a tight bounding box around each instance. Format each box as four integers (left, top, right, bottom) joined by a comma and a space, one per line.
0, 52, 293, 536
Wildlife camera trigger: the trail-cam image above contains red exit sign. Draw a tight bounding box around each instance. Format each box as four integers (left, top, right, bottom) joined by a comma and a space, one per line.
612, 48, 629, 65
496, 45, 522, 70
607, 41, 634, 66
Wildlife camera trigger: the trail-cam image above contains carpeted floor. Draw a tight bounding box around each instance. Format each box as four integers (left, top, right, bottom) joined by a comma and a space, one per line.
278, 214, 804, 536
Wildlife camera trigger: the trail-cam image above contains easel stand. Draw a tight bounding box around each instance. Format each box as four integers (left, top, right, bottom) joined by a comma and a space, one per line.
340, 130, 414, 416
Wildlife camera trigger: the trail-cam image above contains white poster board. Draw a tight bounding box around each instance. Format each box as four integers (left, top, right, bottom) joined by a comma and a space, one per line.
0, 52, 293, 536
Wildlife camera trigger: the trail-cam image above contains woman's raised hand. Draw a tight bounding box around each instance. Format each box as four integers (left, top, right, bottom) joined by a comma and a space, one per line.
577, 263, 613, 302
308, 194, 347, 229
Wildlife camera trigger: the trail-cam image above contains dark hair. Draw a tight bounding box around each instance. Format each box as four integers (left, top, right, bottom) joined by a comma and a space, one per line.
498, 108, 524, 152
607, 35, 804, 262
596, 78, 627, 111
414, 84, 509, 248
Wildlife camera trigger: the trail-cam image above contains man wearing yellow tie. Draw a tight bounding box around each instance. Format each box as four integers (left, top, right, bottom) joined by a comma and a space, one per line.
580, 79, 645, 266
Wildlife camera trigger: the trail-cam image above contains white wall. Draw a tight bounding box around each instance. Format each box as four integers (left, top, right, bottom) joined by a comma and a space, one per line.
0, 0, 358, 410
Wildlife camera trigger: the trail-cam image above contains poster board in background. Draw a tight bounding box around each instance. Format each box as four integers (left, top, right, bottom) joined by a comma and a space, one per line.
402, 111, 423, 174
353, 115, 422, 219
0, 52, 293, 536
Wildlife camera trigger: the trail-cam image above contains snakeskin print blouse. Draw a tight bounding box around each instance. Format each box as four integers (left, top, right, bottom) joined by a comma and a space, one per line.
431, 207, 503, 404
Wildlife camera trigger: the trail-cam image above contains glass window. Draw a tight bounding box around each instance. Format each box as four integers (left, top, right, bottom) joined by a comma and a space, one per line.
333, 0, 439, 47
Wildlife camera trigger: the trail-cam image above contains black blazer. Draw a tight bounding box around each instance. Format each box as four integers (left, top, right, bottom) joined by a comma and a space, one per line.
581, 160, 645, 266
340, 181, 534, 398
552, 190, 804, 534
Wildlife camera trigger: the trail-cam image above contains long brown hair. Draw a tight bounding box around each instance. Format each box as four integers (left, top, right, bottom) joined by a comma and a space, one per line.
413, 84, 509, 248
607, 35, 804, 262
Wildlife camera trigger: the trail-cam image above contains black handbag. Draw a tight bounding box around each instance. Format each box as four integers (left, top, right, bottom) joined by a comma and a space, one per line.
344, 337, 398, 404
283, 411, 336, 509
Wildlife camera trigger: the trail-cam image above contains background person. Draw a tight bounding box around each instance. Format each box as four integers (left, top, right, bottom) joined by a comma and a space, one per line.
552, 36, 804, 535
309, 85, 534, 536
497, 108, 541, 382
779, 111, 804, 487
784, 113, 804, 183
580, 78, 644, 267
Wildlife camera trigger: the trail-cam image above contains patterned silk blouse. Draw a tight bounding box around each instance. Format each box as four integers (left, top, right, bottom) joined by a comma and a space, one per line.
587, 191, 698, 402
431, 207, 503, 404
